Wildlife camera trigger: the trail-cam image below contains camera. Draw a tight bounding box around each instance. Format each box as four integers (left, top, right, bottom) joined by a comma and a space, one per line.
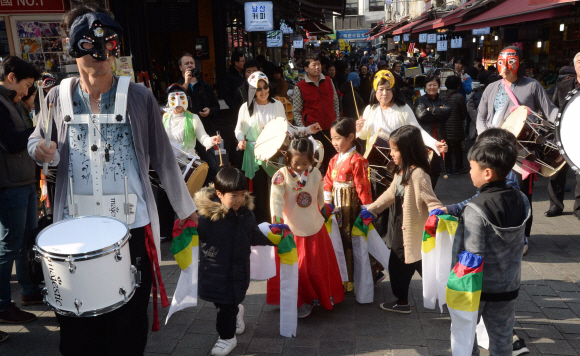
189, 68, 201, 78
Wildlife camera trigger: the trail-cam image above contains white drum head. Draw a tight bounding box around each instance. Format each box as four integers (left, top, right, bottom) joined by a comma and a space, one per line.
254, 117, 289, 161
558, 91, 580, 170
37, 216, 129, 255
501, 106, 528, 136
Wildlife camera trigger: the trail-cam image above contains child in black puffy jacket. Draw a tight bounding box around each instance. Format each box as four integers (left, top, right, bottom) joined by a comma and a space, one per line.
194, 168, 275, 356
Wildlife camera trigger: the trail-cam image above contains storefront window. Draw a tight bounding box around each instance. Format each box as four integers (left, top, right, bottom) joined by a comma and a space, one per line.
16, 20, 74, 74
346, 0, 358, 16
225, 2, 255, 63
369, 0, 384, 12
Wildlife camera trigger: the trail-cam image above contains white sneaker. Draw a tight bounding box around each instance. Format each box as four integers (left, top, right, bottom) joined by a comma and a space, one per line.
211, 336, 237, 356
235, 304, 245, 334
297, 303, 313, 318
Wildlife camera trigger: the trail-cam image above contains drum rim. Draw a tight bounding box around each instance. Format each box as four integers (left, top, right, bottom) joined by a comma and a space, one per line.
43, 284, 137, 317
555, 88, 580, 173
35, 216, 131, 262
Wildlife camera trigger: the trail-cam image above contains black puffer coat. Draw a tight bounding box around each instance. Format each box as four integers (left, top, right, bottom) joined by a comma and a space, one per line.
414, 93, 450, 141
194, 186, 274, 305
443, 89, 467, 142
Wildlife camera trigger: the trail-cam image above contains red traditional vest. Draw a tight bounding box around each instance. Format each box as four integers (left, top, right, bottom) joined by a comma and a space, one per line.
296, 76, 336, 130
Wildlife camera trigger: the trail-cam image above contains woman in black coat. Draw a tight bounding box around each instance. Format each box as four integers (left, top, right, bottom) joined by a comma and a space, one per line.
358, 64, 372, 106
441, 75, 468, 175
414, 75, 451, 188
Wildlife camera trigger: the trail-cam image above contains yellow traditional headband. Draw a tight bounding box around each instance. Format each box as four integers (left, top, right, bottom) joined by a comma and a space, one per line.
373, 70, 395, 91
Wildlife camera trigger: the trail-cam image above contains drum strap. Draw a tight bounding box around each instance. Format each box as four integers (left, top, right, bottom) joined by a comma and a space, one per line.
145, 224, 169, 331
502, 79, 531, 115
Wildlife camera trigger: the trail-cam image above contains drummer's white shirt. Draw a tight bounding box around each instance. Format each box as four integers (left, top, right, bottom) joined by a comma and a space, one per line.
357, 103, 439, 152
64, 81, 150, 228
165, 111, 212, 158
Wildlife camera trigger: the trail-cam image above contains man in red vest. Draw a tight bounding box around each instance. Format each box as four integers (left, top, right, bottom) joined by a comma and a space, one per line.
292, 53, 340, 173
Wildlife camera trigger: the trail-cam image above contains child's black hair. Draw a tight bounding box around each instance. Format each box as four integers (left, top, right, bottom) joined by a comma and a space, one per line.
444, 75, 462, 90
389, 125, 431, 185
214, 167, 248, 193
331, 118, 361, 151
285, 137, 314, 166
467, 136, 517, 179
476, 127, 517, 145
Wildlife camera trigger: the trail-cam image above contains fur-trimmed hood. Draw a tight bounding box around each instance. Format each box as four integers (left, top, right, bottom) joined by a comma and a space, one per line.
194, 184, 255, 222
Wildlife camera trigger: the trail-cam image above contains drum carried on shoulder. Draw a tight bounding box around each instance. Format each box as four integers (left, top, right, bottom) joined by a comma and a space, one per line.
501, 106, 566, 177
33, 216, 140, 317
555, 89, 580, 172
254, 116, 324, 170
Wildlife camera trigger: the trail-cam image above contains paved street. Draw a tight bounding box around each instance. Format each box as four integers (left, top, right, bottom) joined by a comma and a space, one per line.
1, 169, 580, 356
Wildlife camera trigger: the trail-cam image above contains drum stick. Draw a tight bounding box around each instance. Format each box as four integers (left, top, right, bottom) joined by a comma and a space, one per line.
351, 81, 361, 120
43, 103, 54, 177
215, 131, 224, 167
441, 140, 448, 179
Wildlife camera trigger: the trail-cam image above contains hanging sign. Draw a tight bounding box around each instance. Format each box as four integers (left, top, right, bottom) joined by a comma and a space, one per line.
427, 34, 437, 44
194, 37, 210, 60
0, 0, 65, 13
280, 20, 293, 34
419, 33, 427, 43
450, 36, 463, 49
472, 27, 490, 35
437, 40, 448, 51
393, 35, 400, 42
403, 33, 410, 42
291, 34, 303, 49
244, 2, 274, 32
267, 31, 283, 47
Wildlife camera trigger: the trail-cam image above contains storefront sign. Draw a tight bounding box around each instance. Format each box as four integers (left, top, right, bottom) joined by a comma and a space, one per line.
450, 36, 462, 49
393, 35, 400, 42
267, 31, 283, 47
419, 33, 427, 43
437, 40, 447, 51
194, 37, 210, 60
0, 0, 65, 13
291, 34, 303, 49
336, 30, 369, 40
427, 34, 437, 44
472, 27, 490, 35
280, 20, 293, 34
244, 2, 274, 32
403, 33, 410, 42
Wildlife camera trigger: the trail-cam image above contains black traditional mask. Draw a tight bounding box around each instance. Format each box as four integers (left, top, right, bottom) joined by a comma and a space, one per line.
66, 12, 123, 61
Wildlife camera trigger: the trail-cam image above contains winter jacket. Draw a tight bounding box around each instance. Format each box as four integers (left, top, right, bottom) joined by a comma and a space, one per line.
552, 76, 577, 108
359, 74, 372, 106
177, 77, 220, 135
413, 94, 450, 141
224, 66, 246, 112
443, 89, 467, 142
195, 186, 274, 305
339, 81, 364, 120
451, 180, 530, 302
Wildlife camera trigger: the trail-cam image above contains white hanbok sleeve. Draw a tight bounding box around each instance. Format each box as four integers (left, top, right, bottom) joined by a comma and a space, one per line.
235, 104, 250, 142
192, 114, 212, 150
356, 105, 372, 140
402, 104, 439, 154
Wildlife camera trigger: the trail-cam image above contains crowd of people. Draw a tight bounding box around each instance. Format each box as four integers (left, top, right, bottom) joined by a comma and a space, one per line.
0, 3, 579, 356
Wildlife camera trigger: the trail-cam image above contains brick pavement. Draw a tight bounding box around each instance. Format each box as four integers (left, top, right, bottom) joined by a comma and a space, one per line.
1, 171, 579, 356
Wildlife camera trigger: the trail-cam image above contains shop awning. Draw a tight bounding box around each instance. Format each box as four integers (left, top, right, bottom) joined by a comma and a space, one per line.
365, 16, 410, 40
529, 0, 577, 4
301, 21, 334, 35
410, 18, 441, 34
454, 0, 573, 32
365, 21, 384, 36
432, 0, 488, 29
392, 17, 430, 35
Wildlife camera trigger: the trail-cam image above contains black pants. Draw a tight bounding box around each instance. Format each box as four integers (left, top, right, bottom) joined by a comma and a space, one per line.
152, 184, 175, 239
516, 172, 534, 237
251, 166, 271, 224
548, 164, 580, 217
56, 227, 152, 356
445, 140, 464, 173
313, 130, 336, 176
196, 140, 218, 185
388, 250, 422, 301
215, 303, 238, 339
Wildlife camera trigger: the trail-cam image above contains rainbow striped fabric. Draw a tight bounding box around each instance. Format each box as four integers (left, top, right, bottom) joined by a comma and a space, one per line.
166, 220, 200, 324
446, 250, 484, 355
446, 251, 483, 312
321, 205, 348, 282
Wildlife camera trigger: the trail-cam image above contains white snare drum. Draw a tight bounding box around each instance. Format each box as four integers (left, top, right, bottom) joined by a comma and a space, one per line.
34, 216, 140, 317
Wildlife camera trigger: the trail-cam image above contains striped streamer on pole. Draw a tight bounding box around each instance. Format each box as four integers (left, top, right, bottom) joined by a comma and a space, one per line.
351, 210, 391, 304
446, 251, 483, 355
321, 205, 348, 282
166, 220, 199, 324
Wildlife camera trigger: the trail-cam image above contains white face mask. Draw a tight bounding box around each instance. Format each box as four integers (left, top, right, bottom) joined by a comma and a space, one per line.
167, 91, 188, 111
